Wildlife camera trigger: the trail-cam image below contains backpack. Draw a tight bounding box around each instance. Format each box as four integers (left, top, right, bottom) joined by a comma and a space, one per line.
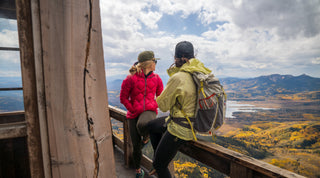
179, 72, 227, 141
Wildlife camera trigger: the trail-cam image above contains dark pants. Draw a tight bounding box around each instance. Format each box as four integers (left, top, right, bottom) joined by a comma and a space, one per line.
148, 116, 188, 178
128, 111, 156, 169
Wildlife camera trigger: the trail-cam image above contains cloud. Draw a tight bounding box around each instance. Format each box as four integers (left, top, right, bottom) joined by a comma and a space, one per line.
0, 51, 21, 77
312, 57, 320, 64
2, 0, 319, 79
218, 0, 320, 39
99, 0, 320, 79
0, 29, 19, 47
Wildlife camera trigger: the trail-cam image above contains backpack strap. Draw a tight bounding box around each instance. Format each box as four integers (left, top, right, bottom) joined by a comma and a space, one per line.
169, 116, 195, 129
175, 98, 197, 141
180, 109, 198, 141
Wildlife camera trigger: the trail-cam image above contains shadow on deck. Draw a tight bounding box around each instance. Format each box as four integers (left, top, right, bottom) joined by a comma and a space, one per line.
114, 145, 155, 178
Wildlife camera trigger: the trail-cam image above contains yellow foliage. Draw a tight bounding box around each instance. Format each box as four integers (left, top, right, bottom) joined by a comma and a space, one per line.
269, 158, 299, 169
174, 161, 209, 178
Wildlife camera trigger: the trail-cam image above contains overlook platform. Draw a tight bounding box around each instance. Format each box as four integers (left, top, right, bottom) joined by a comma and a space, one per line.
0, 108, 306, 177
114, 145, 155, 178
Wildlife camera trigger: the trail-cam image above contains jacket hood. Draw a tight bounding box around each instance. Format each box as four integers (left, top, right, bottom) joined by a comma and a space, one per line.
167, 58, 211, 77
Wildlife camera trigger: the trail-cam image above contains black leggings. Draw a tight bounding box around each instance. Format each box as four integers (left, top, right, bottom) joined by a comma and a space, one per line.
128, 111, 156, 169
148, 117, 188, 178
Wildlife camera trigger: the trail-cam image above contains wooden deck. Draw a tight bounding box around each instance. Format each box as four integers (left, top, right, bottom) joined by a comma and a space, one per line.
114, 145, 155, 178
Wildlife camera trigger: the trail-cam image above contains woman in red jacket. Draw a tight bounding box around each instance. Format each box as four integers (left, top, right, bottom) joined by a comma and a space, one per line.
120, 51, 163, 178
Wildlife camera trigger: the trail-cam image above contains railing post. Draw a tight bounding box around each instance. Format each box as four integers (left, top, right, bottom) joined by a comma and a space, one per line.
230, 162, 253, 178
123, 119, 134, 168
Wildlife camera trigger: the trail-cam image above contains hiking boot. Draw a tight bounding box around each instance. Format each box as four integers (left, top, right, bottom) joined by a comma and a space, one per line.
136, 169, 144, 178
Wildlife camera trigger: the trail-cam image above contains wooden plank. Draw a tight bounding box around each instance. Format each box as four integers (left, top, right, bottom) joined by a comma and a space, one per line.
0, 87, 22, 91
0, 47, 20, 51
15, 0, 44, 177
0, 111, 24, 124
123, 119, 134, 168
0, 122, 27, 139
141, 154, 153, 171
230, 162, 251, 178
182, 141, 305, 178
113, 133, 153, 171
109, 105, 126, 122
179, 141, 230, 175
112, 135, 124, 150
30, 0, 51, 176
38, 0, 116, 177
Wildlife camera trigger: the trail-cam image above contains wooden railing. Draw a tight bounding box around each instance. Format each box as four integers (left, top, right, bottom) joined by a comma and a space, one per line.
0, 107, 305, 178
108, 105, 305, 178
0, 111, 26, 140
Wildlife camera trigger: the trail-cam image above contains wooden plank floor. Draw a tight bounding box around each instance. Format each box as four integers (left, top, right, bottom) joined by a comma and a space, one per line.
114, 146, 155, 178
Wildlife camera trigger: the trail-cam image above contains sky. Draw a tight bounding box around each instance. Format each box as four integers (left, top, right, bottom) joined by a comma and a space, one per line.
1, 0, 320, 82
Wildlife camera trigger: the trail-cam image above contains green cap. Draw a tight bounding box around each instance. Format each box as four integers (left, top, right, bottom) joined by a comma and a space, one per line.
138, 51, 159, 63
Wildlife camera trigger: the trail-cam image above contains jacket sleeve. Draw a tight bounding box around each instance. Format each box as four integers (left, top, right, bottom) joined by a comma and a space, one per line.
156, 75, 164, 97
120, 76, 134, 112
156, 74, 182, 112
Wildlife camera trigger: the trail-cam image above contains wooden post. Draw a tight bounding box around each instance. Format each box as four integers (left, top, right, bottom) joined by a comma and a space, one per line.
230, 162, 253, 178
36, 0, 116, 177
16, 0, 118, 177
30, 0, 51, 177
15, 0, 44, 177
123, 119, 134, 168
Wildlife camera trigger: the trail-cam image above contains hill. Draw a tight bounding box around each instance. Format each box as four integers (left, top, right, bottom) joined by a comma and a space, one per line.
221, 74, 320, 99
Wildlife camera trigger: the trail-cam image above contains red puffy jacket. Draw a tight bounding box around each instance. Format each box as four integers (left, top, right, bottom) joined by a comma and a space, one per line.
120, 71, 163, 119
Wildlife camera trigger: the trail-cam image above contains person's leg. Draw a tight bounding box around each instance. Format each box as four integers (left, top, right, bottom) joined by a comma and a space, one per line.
128, 118, 142, 170
153, 131, 187, 178
147, 116, 167, 151
136, 111, 156, 137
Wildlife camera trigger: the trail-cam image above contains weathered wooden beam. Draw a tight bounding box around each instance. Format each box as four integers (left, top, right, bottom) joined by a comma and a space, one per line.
123, 119, 134, 168
0, 111, 24, 124
179, 140, 230, 174
15, 0, 44, 177
0, 122, 27, 139
112, 135, 124, 151
109, 105, 126, 122
38, 0, 116, 177
30, 0, 51, 176
180, 141, 305, 178
109, 105, 134, 168
0, 87, 22, 91
0, 47, 20, 51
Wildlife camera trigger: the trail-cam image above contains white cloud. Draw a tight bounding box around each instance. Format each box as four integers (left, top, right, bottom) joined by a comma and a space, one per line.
96, 0, 320, 78
312, 57, 320, 64
0, 29, 19, 47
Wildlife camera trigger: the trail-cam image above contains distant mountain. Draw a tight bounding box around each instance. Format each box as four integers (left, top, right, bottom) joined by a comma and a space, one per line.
221, 74, 320, 98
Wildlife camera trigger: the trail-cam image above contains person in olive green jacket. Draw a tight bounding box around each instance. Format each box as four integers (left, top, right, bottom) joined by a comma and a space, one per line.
147, 41, 211, 178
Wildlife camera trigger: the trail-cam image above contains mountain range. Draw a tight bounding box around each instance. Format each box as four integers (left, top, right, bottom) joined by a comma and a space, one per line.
1, 74, 319, 112
107, 74, 320, 93
221, 74, 320, 99
105, 74, 320, 109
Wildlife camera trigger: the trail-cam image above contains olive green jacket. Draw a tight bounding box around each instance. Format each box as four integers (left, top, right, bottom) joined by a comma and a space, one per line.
156, 58, 211, 140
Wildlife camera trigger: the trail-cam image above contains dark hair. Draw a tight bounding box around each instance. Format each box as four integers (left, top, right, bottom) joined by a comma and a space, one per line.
175, 41, 194, 59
